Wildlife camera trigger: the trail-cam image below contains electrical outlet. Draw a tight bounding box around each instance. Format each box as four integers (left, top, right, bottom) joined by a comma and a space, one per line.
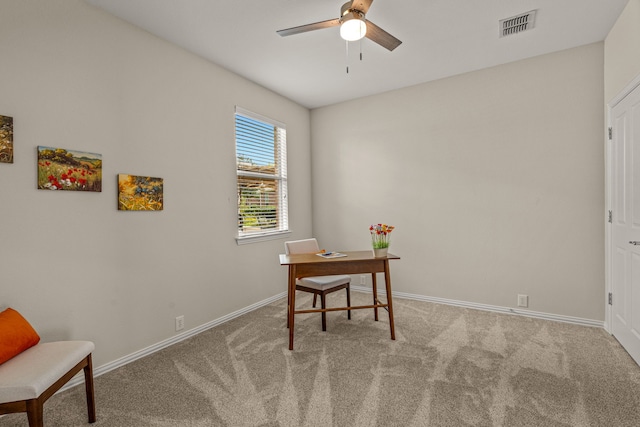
517, 294, 528, 308
360, 275, 366, 285
175, 315, 184, 331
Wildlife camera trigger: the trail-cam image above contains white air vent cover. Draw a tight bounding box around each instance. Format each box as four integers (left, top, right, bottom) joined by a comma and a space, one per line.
499, 10, 536, 37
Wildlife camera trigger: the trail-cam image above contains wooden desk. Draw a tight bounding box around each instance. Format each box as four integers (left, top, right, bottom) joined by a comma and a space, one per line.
279, 250, 400, 350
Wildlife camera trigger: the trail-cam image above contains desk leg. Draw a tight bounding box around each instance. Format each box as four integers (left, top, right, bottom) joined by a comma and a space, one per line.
287, 266, 292, 329
383, 260, 396, 340
371, 273, 379, 321
288, 265, 297, 350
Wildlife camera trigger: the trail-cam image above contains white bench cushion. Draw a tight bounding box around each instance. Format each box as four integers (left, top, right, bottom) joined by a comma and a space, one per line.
0, 341, 94, 403
298, 274, 350, 291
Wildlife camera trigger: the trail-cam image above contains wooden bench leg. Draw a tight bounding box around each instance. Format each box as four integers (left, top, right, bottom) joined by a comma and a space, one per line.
84, 354, 96, 423
26, 399, 44, 427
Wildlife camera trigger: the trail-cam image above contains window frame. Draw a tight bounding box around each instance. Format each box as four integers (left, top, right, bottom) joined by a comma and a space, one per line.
234, 106, 290, 245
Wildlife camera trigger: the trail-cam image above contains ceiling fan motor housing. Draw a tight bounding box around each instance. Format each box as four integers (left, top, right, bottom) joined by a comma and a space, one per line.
340, 1, 364, 19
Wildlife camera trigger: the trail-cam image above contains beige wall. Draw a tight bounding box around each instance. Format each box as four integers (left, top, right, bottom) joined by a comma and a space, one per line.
311, 43, 605, 321
605, 0, 640, 102
0, 0, 312, 367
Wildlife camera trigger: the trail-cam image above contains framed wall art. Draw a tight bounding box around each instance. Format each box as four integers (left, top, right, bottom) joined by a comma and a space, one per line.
0, 115, 13, 164
37, 146, 102, 191
118, 174, 163, 211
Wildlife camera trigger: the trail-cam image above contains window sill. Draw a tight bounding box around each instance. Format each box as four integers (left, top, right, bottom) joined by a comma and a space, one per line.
236, 230, 292, 245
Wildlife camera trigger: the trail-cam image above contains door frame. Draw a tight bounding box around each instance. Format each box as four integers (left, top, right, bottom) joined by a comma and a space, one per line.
606, 72, 640, 334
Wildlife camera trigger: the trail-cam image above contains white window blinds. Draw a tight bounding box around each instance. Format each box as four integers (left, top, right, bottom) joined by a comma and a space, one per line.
235, 107, 288, 239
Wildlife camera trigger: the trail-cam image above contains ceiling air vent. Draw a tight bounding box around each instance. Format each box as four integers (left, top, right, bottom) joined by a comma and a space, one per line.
499, 10, 536, 38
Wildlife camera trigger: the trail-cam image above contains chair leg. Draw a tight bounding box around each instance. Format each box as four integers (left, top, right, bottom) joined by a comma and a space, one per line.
312, 293, 318, 308
346, 286, 351, 320
26, 399, 44, 427
84, 355, 96, 423
320, 293, 327, 331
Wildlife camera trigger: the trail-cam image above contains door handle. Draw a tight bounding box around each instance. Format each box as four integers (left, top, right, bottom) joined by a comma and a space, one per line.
630, 241, 640, 245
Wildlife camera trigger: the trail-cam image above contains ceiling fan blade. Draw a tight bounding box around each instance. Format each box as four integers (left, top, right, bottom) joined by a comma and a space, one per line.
365, 19, 402, 51
277, 18, 340, 37
351, 0, 373, 14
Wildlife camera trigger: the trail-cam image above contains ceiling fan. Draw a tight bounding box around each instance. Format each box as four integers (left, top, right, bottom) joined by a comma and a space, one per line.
276, 0, 402, 52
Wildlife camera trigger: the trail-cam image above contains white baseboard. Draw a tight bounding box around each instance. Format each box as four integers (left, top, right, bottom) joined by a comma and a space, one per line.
351, 285, 605, 328
60, 287, 603, 393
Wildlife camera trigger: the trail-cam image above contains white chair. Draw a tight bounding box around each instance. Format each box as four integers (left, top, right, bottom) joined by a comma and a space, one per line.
0, 341, 96, 427
285, 238, 351, 331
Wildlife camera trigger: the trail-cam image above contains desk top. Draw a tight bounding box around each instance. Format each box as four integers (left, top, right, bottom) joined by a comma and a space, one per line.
279, 250, 400, 266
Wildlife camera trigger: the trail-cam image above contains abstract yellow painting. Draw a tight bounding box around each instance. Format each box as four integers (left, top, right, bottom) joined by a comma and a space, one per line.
118, 174, 163, 211
0, 115, 13, 164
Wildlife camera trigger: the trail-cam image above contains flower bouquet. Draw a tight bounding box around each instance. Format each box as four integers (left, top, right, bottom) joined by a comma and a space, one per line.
370, 223, 395, 257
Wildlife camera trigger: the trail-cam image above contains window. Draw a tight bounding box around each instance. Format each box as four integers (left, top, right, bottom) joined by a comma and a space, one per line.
235, 107, 289, 243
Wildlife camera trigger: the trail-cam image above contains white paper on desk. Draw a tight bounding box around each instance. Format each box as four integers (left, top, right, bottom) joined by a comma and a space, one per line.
316, 252, 347, 258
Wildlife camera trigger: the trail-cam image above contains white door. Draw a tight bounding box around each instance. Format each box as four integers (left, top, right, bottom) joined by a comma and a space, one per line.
611, 82, 640, 365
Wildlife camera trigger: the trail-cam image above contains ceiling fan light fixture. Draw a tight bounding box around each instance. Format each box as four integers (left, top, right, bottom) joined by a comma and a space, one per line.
340, 12, 367, 41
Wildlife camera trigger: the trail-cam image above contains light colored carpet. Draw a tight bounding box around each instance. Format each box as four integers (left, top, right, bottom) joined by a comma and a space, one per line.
2, 292, 640, 426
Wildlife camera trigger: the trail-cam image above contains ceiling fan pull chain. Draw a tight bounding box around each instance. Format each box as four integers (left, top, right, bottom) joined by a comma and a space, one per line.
360, 38, 363, 61
346, 40, 349, 74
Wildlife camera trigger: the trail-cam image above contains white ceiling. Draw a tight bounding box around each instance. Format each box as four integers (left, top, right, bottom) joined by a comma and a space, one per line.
86, 0, 629, 109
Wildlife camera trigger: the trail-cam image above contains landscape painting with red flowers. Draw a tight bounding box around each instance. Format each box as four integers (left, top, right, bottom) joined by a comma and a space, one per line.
118, 174, 163, 211
0, 115, 13, 164
37, 146, 102, 192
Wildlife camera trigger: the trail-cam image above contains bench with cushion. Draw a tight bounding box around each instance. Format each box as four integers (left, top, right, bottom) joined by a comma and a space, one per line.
0, 308, 96, 427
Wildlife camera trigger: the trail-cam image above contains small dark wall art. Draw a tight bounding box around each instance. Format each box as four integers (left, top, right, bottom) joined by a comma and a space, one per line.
0, 115, 13, 164
37, 146, 102, 192
118, 174, 163, 211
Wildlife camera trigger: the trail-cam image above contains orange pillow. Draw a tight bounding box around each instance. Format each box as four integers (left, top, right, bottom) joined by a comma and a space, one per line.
0, 308, 41, 364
